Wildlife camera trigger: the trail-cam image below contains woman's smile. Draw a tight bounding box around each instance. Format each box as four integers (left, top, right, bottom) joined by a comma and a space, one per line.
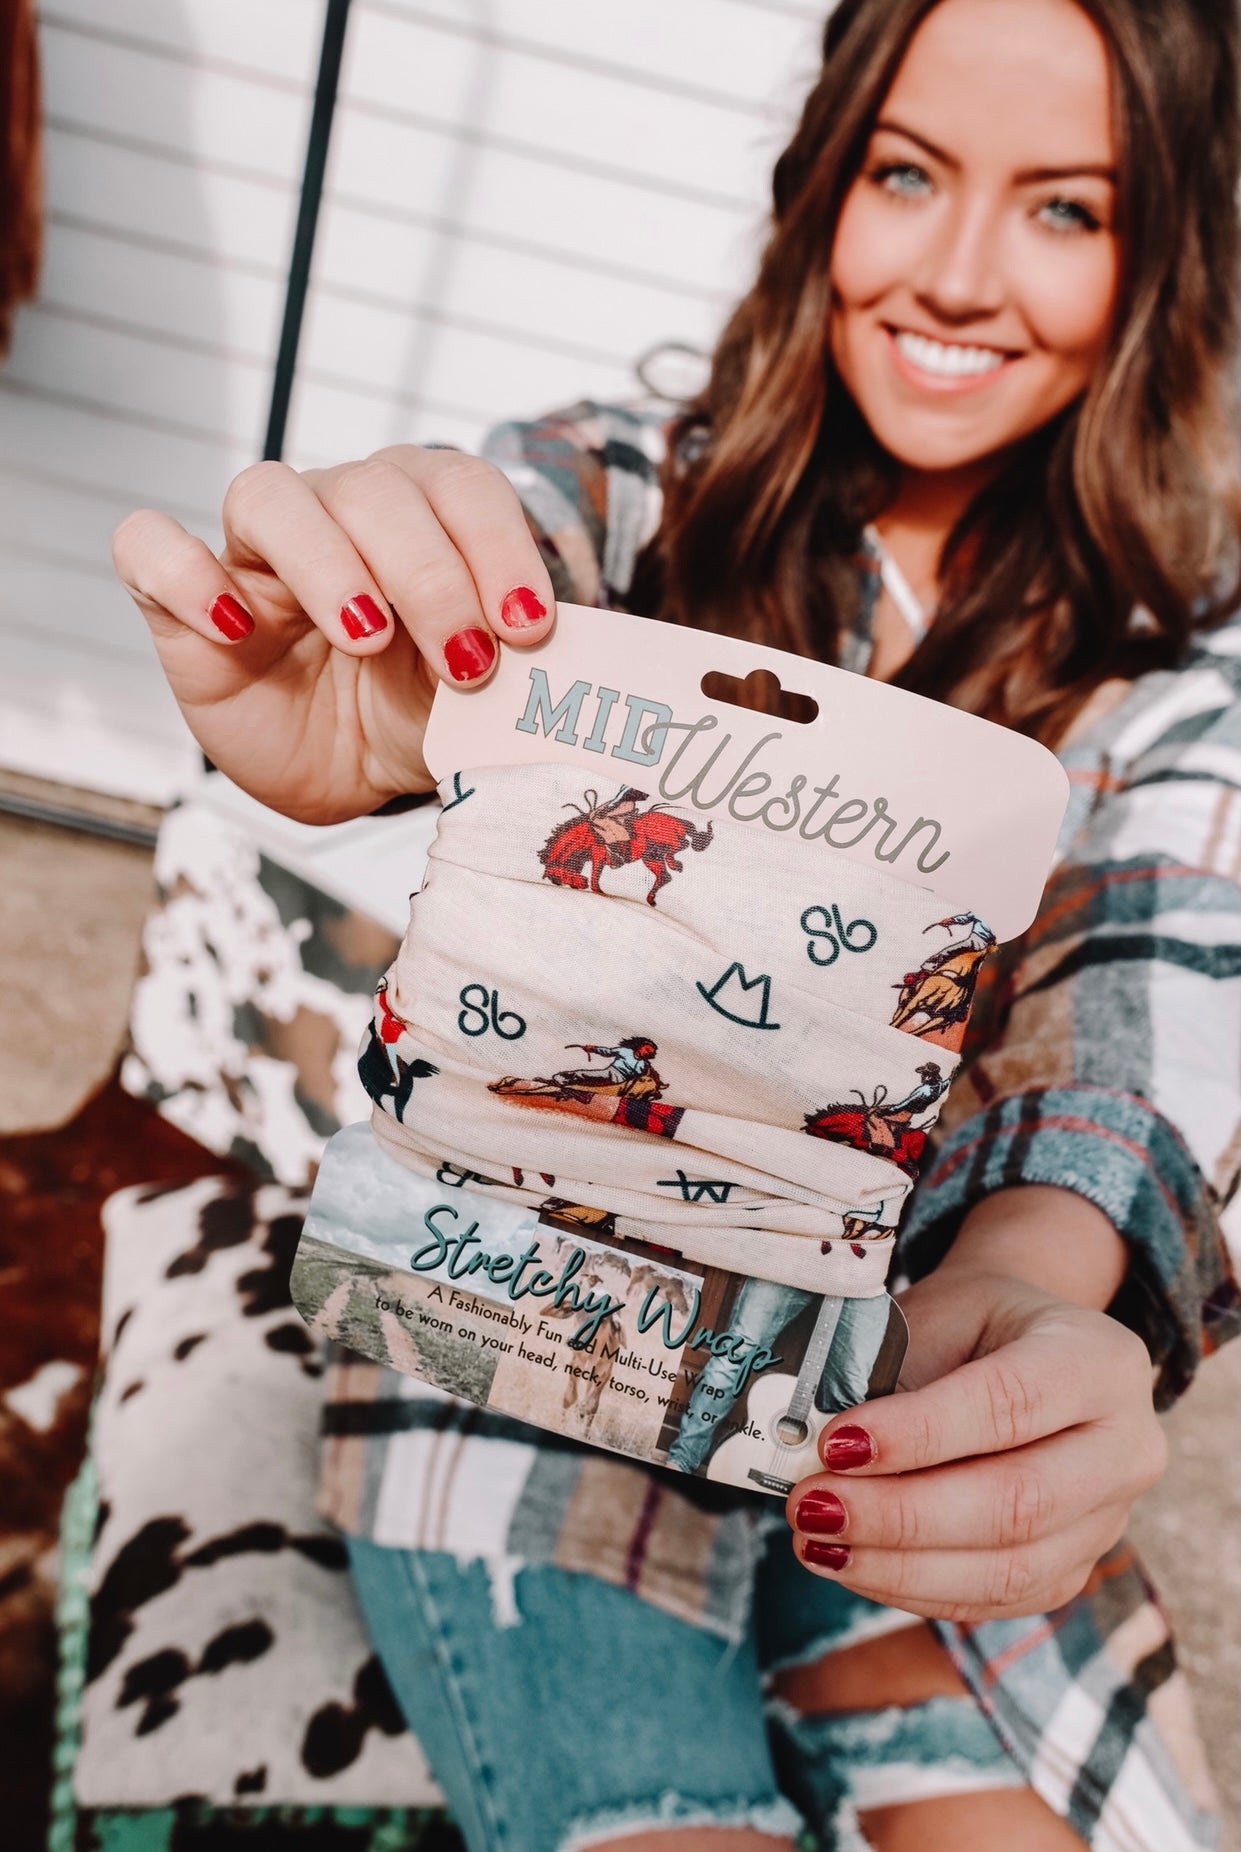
884, 325, 1019, 393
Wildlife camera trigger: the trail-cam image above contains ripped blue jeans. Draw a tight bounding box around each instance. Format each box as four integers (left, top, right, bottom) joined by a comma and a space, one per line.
347, 1522, 1023, 1852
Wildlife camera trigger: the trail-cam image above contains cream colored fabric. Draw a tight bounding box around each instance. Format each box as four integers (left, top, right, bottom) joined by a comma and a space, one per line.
364, 766, 995, 1296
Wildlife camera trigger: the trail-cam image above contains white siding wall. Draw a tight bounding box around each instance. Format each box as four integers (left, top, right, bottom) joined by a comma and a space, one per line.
0, 0, 822, 803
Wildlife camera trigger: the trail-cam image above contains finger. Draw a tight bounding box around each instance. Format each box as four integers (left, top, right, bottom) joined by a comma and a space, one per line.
793, 1507, 1128, 1620
315, 457, 500, 686
789, 1418, 1164, 1554
112, 509, 257, 648
376, 448, 556, 644
221, 460, 398, 658
818, 1324, 1130, 1476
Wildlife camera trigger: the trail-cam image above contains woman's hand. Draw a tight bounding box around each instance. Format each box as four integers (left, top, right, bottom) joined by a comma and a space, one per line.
786, 1210, 1167, 1623
112, 447, 555, 824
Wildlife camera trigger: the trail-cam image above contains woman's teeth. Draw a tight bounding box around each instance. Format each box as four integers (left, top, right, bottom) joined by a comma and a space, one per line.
895, 331, 1007, 378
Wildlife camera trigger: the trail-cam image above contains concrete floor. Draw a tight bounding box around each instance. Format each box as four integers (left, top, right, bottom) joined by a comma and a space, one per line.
1, 809, 1238, 1841
0, 814, 154, 1136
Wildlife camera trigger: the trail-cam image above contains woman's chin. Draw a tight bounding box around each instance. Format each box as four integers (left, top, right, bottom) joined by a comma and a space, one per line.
872, 432, 1007, 477
856, 399, 1023, 479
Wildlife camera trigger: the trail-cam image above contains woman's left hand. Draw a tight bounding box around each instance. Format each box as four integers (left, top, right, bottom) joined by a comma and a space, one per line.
786, 1261, 1167, 1623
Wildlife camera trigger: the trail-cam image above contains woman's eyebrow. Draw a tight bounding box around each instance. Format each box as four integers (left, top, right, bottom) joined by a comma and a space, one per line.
1013, 161, 1117, 184
872, 118, 1116, 186
873, 118, 957, 166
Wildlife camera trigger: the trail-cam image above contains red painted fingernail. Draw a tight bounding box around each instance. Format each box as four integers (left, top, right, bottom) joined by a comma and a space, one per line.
209, 593, 254, 640
341, 594, 388, 640
824, 1426, 875, 1471
794, 1491, 847, 1536
444, 627, 497, 682
804, 1541, 851, 1571
499, 585, 547, 629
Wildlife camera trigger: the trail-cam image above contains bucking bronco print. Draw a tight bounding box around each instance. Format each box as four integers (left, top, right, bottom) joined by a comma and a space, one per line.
890, 914, 996, 1052
489, 1037, 686, 1137
803, 1061, 949, 1178
538, 787, 714, 906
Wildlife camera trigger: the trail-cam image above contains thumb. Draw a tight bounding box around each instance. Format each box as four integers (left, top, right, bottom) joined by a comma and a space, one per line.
887, 1266, 995, 1391
818, 1320, 1099, 1477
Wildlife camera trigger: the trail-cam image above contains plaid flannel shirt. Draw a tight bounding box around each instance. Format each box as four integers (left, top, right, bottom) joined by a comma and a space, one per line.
311, 400, 1239, 1850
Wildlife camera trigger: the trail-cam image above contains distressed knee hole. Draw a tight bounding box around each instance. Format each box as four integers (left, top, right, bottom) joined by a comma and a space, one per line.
770, 1620, 970, 1716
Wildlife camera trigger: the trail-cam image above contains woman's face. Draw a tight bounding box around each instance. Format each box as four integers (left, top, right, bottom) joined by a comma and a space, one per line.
829, 0, 1120, 477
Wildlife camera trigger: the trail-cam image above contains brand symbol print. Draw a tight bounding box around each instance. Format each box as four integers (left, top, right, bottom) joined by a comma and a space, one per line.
657, 1169, 736, 1203
696, 962, 780, 1031
800, 904, 878, 967
457, 984, 527, 1040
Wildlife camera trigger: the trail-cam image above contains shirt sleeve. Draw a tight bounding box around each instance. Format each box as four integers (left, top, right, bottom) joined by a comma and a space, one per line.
897, 677, 1241, 1407
480, 400, 666, 609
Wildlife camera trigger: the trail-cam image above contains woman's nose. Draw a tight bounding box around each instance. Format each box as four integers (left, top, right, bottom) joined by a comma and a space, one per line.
911, 197, 1006, 324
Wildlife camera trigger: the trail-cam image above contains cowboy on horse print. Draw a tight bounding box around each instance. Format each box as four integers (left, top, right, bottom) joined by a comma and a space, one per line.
803, 1061, 949, 1178
489, 1036, 686, 1138
890, 913, 997, 1052
538, 786, 714, 906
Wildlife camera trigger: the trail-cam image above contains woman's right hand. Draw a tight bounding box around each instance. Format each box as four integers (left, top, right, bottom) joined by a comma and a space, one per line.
112, 446, 556, 824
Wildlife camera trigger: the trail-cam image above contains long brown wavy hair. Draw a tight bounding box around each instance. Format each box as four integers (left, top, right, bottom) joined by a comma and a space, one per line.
629, 0, 1241, 746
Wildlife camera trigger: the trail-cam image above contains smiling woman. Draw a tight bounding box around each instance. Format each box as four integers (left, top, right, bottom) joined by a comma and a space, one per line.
633, 0, 1240, 746
111, 0, 1241, 1848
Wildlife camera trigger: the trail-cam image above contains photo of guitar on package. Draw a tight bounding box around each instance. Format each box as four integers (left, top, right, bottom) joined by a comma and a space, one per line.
291, 605, 1069, 1496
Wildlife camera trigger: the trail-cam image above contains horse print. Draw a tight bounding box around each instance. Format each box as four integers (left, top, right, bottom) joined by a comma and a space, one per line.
891, 913, 997, 1052
538, 787, 714, 906
803, 1061, 948, 1178
489, 1037, 686, 1138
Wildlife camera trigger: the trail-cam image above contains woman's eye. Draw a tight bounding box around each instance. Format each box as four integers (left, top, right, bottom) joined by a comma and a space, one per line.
1037, 195, 1102, 234
872, 161, 932, 200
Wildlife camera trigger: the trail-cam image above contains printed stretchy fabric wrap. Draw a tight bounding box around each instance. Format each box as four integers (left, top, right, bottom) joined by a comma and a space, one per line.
360, 765, 996, 1296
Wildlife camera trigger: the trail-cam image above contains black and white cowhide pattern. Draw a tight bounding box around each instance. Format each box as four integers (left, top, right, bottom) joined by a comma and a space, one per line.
80, 1175, 442, 1809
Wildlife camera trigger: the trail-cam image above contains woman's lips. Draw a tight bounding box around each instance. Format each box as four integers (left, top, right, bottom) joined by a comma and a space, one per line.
883, 324, 1020, 395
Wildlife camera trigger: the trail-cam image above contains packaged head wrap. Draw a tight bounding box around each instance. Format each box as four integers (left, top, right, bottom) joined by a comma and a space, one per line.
361, 763, 995, 1299
292, 605, 1066, 1493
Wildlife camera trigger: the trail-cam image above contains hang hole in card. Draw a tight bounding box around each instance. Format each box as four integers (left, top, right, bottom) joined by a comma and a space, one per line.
700, 667, 819, 726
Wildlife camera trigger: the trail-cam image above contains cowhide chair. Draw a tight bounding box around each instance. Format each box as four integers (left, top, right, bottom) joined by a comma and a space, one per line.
41, 778, 466, 1852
